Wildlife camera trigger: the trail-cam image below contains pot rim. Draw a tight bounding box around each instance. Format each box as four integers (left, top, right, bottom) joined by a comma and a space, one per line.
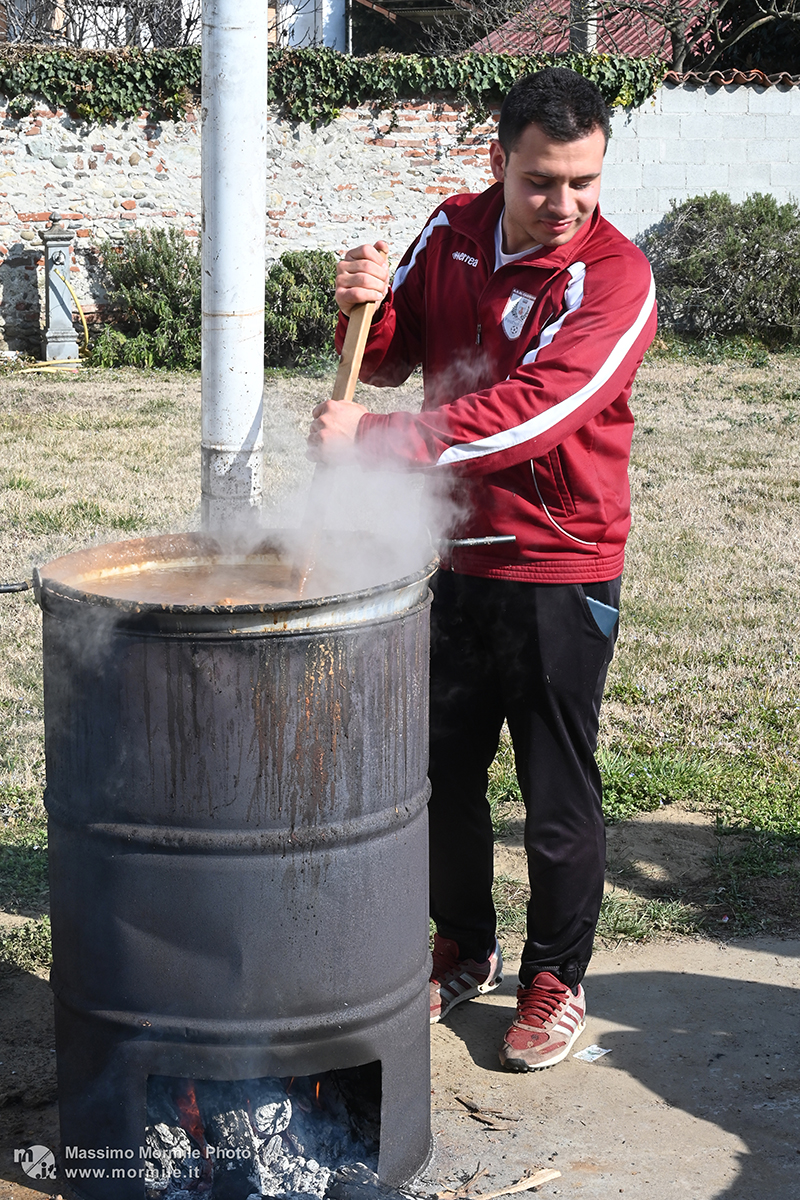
34, 530, 437, 617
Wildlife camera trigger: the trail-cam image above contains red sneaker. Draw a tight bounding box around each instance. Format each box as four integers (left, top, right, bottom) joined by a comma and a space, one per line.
429, 934, 504, 1024
499, 971, 586, 1071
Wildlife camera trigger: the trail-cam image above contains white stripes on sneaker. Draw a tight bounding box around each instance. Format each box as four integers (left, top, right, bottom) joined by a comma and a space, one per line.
551, 1008, 584, 1039
433, 969, 503, 1023
431, 938, 504, 1023
440, 970, 487, 1007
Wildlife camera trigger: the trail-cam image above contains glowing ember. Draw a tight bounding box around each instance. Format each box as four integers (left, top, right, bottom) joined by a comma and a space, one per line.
174, 1080, 213, 1191
176, 1081, 207, 1152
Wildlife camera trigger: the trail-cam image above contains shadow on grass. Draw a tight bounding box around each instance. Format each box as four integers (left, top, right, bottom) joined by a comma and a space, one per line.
0, 842, 49, 916
712, 830, 800, 933
490, 737, 800, 939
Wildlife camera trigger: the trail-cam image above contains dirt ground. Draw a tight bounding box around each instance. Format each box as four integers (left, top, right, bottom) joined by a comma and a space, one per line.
2, 808, 798, 1200
422, 936, 800, 1200
2, 937, 798, 1200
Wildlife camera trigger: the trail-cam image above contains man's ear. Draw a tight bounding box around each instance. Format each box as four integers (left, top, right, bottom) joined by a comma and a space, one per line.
489, 140, 506, 184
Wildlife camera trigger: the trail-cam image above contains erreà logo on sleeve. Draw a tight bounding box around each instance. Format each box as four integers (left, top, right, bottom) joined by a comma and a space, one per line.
452, 251, 479, 267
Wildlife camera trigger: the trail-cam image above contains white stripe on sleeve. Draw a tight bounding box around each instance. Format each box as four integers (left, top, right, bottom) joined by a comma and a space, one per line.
520, 261, 586, 367
436, 270, 656, 467
392, 211, 450, 291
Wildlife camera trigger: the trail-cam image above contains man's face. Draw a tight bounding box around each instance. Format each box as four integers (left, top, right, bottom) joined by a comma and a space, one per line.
489, 121, 606, 253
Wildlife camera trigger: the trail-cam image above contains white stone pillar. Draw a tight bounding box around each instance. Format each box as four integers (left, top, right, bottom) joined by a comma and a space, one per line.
279, 0, 347, 50
570, 0, 597, 53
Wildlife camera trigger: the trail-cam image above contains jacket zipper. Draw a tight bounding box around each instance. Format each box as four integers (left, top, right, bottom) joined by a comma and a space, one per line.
475, 323, 482, 345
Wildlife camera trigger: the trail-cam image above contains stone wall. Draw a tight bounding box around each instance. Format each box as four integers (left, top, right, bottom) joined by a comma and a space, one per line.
0, 80, 798, 350
0, 106, 201, 350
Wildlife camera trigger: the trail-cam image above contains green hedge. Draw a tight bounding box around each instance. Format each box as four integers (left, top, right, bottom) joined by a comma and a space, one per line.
264, 250, 338, 368
0, 45, 665, 126
0, 46, 201, 121
90, 232, 338, 370
91, 227, 202, 369
644, 192, 800, 344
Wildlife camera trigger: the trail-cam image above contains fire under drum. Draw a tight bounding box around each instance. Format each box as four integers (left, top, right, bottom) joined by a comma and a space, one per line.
36, 532, 434, 1200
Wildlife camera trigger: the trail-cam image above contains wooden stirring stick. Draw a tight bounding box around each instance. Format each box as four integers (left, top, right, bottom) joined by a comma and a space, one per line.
295, 261, 387, 596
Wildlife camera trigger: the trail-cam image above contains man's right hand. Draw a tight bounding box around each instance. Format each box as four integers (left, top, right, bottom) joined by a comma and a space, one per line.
335, 241, 390, 316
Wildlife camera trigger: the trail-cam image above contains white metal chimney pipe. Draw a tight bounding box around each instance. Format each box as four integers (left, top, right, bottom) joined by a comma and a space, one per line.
201, 0, 268, 530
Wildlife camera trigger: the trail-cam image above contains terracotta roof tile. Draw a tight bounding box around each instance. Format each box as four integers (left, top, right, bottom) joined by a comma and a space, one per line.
472, 3, 800, 89
665, 68, 800, 87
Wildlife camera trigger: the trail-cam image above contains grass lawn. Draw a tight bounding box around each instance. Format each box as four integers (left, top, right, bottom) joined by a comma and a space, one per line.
0, 351, 798, 973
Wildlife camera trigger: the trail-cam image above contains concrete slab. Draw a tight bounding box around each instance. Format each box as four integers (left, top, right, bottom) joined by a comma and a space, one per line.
421, 938, 800, 1200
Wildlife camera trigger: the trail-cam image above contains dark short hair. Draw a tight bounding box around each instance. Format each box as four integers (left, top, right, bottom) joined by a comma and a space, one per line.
498, 68, 610, 153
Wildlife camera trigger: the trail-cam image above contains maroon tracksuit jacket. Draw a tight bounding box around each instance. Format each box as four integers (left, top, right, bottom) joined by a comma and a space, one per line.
338, 181, 657, 584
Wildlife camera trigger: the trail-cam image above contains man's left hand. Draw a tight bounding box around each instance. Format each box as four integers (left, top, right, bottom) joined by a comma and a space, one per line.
307, 399, 368, 463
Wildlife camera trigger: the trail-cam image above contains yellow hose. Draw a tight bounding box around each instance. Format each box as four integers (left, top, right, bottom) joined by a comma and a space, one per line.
54, 268, 90, 353
13, 269, 90, 373
17, 362, 82, 373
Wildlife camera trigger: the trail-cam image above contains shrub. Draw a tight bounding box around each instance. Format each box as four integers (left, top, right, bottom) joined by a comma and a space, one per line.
643, 192, 800, 345
0, 915, 51, 973
264, 250, 338, 368
91, 227, 201, 370
91, 234, 338, 371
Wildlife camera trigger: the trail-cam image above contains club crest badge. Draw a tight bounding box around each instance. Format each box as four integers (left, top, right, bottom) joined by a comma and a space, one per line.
501, 290, 536, 340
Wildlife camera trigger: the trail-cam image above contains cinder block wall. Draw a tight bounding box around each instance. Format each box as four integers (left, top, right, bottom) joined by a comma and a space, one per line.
603, 82, 800, 239
0, 81, 797, 349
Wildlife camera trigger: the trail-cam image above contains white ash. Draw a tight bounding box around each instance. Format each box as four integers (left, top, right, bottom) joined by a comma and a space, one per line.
145, 1074, 378, 1200
262, 1134, 284, 1164
144, 1123, 194, 1194
252, 1084, 293, 1137
253, 1138, 332, 1199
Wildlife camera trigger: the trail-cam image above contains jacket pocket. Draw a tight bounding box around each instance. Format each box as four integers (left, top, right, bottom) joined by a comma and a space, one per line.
531, 450, 575, 516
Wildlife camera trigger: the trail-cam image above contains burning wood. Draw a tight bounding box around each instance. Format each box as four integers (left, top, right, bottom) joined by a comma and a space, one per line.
144, 1072, 381, 1200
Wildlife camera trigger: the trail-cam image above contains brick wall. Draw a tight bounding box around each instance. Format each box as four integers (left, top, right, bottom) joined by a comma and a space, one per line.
262, 101, 497, 259
0, 81, 797, 350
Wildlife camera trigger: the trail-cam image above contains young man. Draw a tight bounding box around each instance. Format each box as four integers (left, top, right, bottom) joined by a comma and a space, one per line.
308, 68, 656, 1071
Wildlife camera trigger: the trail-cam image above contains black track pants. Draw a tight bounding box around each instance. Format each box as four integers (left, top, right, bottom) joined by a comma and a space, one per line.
428, 569, 621, 990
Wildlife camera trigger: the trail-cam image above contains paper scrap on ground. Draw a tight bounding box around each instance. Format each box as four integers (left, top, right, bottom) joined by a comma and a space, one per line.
573, 1044, 612, 1063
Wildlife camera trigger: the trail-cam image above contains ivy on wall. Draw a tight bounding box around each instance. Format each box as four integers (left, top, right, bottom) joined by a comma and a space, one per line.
0, 45, 664, 127
268, 49, 667, 127
0, 46, 201, 122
